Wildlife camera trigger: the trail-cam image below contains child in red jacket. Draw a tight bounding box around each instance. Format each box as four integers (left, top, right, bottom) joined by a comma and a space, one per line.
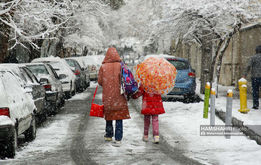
132, 85, 165, 143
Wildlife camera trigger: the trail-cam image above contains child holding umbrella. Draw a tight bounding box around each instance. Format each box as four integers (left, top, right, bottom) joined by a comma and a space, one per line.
132, 56, 177, 143
132, 84, 165, 143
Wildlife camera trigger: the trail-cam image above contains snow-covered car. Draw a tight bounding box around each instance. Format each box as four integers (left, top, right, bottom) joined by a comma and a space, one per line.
65, 56, 90, 88
80, 55, 104, 81
26, 63, 64, 115
65, 58, 87, 92
0, 64, 46, 122
144, 54, 196, 101
0, 68, 36, 158
31, 56, 77, 98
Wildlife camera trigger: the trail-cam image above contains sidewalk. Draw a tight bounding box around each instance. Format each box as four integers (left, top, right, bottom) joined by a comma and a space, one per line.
205, 84, 261, 145
130, 87, 261, 164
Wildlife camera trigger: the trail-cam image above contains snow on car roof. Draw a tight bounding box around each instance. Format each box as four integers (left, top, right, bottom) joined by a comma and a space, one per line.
68, 55, 104, 66
31, 56, 62, 62
0, 64, 26, 85
145, 54, 175, 59
144, 54, 188, 62
32, 56, 73, 72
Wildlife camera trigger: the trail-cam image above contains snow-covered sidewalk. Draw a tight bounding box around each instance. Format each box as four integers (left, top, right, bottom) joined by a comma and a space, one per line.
213, 84, 261, 145
129, 80, 261, 165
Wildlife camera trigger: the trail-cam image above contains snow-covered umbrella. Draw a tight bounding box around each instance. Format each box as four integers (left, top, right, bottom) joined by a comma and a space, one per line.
134, 57, 177, 95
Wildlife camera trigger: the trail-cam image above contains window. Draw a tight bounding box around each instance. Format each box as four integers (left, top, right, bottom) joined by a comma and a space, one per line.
27, 65, 49, 75
167, 59, 189, 70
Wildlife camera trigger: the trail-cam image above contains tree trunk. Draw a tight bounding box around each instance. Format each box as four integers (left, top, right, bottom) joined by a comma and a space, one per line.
0, 33, 9, 63
0, 18, 10, 63
200, 41, 212, 94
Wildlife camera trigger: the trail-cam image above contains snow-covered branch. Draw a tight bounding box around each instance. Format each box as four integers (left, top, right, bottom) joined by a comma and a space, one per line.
0, 0, 74, 49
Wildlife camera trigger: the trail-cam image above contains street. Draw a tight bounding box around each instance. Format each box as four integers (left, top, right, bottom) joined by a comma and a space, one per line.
0, 83, 202, 165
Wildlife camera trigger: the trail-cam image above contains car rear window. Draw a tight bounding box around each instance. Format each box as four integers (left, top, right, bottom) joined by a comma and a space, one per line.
166, 59, 189, 70
26, 65, 49, 75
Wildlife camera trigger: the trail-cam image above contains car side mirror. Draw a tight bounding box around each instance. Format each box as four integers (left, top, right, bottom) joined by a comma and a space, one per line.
59, 74, 67, 80
39, 78, 48, 85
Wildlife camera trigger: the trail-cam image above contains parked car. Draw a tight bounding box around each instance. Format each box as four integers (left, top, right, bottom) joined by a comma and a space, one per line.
145, 54, 196, 101
31, 56, 77, 98
81, 55, 104, 81
26, 63, 64, 115
0, 64, 46, 122
65, 58, 87, 92
0, 67, 36, 158
65, 56, 90, 88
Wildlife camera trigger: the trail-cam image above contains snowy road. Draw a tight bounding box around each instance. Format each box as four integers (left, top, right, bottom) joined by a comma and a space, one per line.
1, 82, 261, 165
0, 84, 202, 165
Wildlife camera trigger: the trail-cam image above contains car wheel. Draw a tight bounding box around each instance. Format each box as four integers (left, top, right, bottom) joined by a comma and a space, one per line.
5, 127, 17, 158
61, 97, 65, 107
50, 104, 57, 115
72, 84, 76, 96
24, 115, 36, 142
40, 111, 48, 122
65, 91, 71, 99
67, 82, 73, 99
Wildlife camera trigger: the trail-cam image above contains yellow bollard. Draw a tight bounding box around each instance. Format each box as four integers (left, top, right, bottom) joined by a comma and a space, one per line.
238, 78, 250, 113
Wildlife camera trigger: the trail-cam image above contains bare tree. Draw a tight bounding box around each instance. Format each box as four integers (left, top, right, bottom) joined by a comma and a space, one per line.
151, 0, 261, 93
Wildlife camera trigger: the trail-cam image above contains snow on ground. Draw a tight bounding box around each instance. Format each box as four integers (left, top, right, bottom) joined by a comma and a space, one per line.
2, 79, 260, 164
69, 92, 91, 101
92, 80, 261, 164
13, 114, 78, 160
159, 80, 261, 165
162, 100, 261, 165
215, 83, 261, 125
216, 95, 261, 125
68, 81, 97, 101
89, 99, 180, 164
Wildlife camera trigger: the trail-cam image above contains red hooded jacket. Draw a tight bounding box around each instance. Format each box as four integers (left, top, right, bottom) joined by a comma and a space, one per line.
98, 47, 130, 120
132, 86, 165, 115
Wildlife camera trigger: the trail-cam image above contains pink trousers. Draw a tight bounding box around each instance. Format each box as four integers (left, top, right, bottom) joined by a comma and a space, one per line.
144, 115, 159, 136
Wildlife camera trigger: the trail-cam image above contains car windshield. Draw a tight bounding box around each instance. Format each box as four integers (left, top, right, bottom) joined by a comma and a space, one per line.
167, 59, 189, 70
27, 65, 49, 75
65, 59, 74, 67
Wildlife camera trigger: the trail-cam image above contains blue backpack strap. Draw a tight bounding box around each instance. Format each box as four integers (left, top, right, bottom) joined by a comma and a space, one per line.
120, 61, 125, 91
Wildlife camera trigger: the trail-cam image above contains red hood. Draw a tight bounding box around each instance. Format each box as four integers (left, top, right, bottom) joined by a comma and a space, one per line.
102, 47, 122, 64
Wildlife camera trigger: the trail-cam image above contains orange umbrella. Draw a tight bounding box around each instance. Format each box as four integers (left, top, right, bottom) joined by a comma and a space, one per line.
134, 56, 177, 95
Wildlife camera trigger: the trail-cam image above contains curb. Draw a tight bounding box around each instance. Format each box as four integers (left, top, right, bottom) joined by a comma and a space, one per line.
215, 109, 261, 145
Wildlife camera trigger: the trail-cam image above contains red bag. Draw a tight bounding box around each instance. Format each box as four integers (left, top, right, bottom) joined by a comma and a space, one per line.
90, 85, 104, 118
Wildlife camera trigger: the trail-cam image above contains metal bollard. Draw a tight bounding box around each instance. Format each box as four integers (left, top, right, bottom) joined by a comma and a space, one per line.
203, 82, 211, 119
210, 88, 216, 126
225, 90, 233, 139
238, 78, 250, 113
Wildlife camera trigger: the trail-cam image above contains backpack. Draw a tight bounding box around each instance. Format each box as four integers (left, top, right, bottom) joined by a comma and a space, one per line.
120, 62, 138, 97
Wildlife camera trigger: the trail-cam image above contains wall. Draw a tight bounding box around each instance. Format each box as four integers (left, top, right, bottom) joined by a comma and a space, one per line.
220, 23, 261, 88
171, 23, 261, 91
